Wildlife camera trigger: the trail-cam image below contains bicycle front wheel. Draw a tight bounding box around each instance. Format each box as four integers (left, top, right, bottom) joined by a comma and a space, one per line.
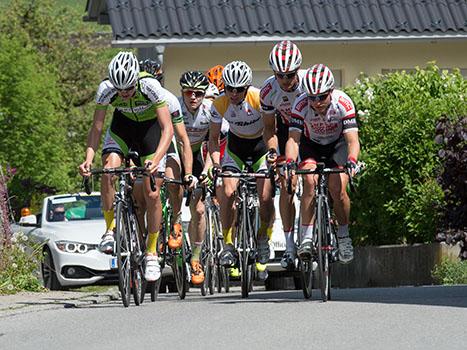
129, 212, 144, 306
173, 234, 189, 300
317, 196, 331, 302
116, 201, 131, 307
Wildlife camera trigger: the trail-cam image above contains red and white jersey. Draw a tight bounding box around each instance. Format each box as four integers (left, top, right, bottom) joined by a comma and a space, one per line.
289, 89, 358, 145
260, 70, 307, 125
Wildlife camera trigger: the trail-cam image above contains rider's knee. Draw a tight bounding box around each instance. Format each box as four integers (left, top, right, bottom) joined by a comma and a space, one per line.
329, 184, 348, 202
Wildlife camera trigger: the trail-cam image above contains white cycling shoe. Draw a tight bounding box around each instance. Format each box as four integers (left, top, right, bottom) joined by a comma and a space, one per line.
144, 254, 161, 282
99, 230, 115, 255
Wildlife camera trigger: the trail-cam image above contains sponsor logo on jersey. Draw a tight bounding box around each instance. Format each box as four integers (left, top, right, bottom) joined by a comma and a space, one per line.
282, 96, 289, 102
260, 83, 272, 100
233, 116, 261, 127
338, 96, 353, 112
295, 97, 308, 112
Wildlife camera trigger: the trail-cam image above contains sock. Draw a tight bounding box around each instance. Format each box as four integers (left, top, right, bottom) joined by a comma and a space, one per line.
258, 221, 272, 242
103, 210, 115, 231
147, 231, 159, 254
284, 230, 295, 252
301, 224, 314, 242
337, 224, 349, 239
192, 242, 202, 261
223, 227, 233, 245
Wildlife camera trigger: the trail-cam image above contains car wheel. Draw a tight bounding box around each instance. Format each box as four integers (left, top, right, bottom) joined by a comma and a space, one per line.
42, 248, 63, 291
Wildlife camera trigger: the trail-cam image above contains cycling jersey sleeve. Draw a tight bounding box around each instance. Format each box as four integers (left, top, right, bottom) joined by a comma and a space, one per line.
211, 96, 229, 124
260, 81, 275, 114
139, 78, 167, 109
95, 80, 116, 110
289, 95, 307, 134
337, 92, 358, 133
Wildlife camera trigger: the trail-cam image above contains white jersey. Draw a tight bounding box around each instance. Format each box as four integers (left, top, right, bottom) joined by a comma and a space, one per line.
289, 89, 358, 145
178, 97, 213, 149
211, 87, 263, 139
260, 69, 307, 125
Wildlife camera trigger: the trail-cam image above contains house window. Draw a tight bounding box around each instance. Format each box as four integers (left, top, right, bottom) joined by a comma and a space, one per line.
252, 69, 343, 88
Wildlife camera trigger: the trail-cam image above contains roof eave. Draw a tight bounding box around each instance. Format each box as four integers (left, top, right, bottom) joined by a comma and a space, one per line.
111, 33, 467, 48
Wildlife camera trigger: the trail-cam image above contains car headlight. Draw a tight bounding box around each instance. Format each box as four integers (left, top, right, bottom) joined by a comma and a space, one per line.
55, 241, 97, 254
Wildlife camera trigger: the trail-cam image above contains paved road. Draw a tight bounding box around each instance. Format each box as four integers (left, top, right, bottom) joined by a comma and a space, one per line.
1, 285, 466, 350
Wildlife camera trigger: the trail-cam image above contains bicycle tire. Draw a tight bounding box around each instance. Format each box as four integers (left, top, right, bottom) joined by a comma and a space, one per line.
317, 196, 331, 302
239, 202, 250, 298
173, 234, 189, 300
116, 201, 131, 307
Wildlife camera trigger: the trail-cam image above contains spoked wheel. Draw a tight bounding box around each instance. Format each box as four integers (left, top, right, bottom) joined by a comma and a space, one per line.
116, 202, 131, 307
300, 259, 314, 299
201, 253, 214, 296
128, 213, 144, 306
173, 238, 189, 300
317, 198, 331, 302
149, 279, 162, 302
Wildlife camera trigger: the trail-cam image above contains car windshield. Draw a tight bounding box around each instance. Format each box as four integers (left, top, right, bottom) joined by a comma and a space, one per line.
46, 195, 103, 222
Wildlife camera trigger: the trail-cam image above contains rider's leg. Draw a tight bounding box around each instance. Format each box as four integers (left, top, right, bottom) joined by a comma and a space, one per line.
219, 177, 238, 266
99, 152, 123, 253
279, 175, 296, 251
165, 157, 184, 249
256, 177, 275, 270
189, 191, 206, 284
132, 180, 147, 237
328, 173, 354, 263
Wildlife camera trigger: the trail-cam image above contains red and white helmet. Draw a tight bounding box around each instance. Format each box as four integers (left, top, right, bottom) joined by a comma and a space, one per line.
269, 40, 302, 73
304, 64, 335, 95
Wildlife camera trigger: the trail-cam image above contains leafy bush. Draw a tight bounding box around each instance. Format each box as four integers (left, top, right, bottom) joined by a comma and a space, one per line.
0, 233, 45, 294
432, 259, 467, 285
345, 64, 467, 245
435, 116, 467, 259
0, 0, 116, 213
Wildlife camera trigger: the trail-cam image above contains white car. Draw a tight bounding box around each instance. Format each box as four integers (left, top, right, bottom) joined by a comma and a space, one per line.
11, 193, 117, 290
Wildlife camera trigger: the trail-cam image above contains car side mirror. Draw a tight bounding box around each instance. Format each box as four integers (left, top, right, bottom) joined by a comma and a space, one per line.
19, 214, 38, 226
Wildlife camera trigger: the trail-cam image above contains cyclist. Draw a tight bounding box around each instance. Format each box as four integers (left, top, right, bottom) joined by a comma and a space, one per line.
79, 51, 173, 282
177, 71, 214, 285
206, 64, 225, 94
209, 61, 275, 279
285, 64, 360, 264
261, 40, 306, 269
140, 58, 164, 84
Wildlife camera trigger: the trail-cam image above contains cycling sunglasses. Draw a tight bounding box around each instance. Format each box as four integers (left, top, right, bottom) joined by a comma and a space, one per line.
225, 85, 247, 93
183, 90, 205, 98
275, 71, 297, 80
308, 92, 331, 102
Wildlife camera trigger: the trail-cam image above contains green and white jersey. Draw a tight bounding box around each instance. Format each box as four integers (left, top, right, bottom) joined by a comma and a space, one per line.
95, 72, 166, 122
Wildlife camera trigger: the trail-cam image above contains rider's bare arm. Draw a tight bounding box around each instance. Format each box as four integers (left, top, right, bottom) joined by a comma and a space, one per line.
344, 130, 360, 162
174, 122, 193, 175
208, 121, 222, 166
262, 112, 278, 152
285, 129, 301, 163
80, 109, 107, 175
149, 105, 174, 171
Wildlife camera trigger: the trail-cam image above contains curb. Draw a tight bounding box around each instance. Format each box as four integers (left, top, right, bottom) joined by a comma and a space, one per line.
0, 287, 119, 317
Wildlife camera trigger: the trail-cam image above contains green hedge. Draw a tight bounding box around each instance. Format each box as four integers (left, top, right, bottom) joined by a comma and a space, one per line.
345, 63, 467, 245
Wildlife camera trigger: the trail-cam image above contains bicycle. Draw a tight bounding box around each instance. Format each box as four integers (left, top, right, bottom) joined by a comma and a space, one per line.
287, 161, 354, 301
215, 162, 275, 298
188, 181, 230, 295
83, 152, 146, 307
148, 173, 191, 300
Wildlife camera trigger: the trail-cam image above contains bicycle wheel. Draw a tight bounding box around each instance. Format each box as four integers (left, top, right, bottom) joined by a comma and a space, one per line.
115, 201, 131, 307
173, 232, 189, 300
238, 204, 251, 298
317, 196, 331, 302
300, 259, 313, 299
129, 212, 144, 306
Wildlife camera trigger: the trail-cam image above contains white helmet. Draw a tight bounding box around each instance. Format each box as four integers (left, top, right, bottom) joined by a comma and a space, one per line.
222, 61, 252, 88
108, 51, 140, 90
205, 83, 220, 99
304, 64, 335, 95
269, 40, 302, 73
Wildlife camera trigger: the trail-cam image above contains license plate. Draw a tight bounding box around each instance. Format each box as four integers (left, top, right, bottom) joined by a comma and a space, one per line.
110, 257, 117, 269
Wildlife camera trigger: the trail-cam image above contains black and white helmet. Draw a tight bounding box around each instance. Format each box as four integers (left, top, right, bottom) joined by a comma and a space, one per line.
108, 51, 139, 90
304, 64, 335, 95
179, 71, 210, 91
222, 61, 252, 88
269, 40, 302, 73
